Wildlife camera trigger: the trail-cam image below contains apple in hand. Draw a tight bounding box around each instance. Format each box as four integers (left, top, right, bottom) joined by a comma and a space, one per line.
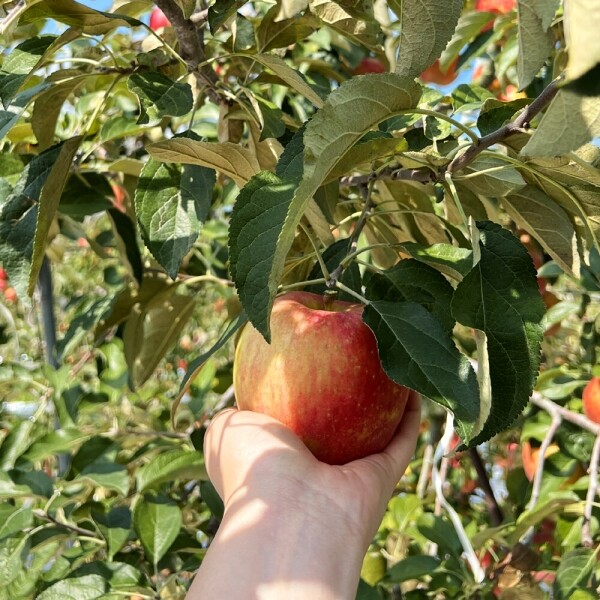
583, 376, 600, 424
233, 291, 411, 465
150, 7, 170, 30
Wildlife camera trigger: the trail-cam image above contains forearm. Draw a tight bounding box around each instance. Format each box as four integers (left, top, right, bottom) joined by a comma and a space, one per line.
187, 493, 366, 600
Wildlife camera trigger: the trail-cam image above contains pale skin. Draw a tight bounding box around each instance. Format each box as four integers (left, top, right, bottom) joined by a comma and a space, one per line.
186, 391, 421, 600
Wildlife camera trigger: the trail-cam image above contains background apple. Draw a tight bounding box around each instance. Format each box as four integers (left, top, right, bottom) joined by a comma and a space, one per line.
583, 376, 600, 424
233, 291, 411, 465
149, 7, 170, 30
353, 57, 386, 75
419, 57, 459, 85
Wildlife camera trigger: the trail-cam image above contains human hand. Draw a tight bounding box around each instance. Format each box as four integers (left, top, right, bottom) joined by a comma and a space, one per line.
204, 390, 421, 547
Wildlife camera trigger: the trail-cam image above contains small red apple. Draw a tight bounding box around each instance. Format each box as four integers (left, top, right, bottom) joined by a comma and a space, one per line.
0, 268, 7, 280
583, 377, 600, 424
353, 57, 386, 75
475, 0, 516, 14
233, 291, 411, 465
4, 287, 17, 303
521, 440, 559, 481
149, 7, 170, 30
419, 57, 459, 86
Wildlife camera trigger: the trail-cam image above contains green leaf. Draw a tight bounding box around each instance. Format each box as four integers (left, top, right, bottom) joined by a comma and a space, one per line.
30, 136, 82, 295
440, 11, 498, 71
77, 462, 130, 496
228, 172, 298, 339
237, 53, 324, 107
502, 185, 579, 276
127, 72, 193, 125
94, 506, 132, 561
122, 285, 196, 388
563, 0, 600, 89
0, 537, 29, 587
257, 5, 318, 52
36, 574, 107, 600
21, 0, 136, 35
398, 243, 473, 281
147, 138, 260, 187
23, 428, 90, 461
390, 0, 463, 79
522, 90, 600, 156
1, 35, 56, 75
384, 555, 441, 583
363, 301, 479, 442
516, 0, 559, 89
0, 420, 34, 470
477, 97, 530, 136
208, 0, 246, 33
0, 138, 81, 301
309, 0, 380, 48
356, 579, 384, 600
0, 506, 32, 542
366, 260, 455, 332
108, 208, 143, 285
416, 513, 463, 558
135, 158, 215, 279
133, 493, 181, 565
230, 74, 420, 340
451, 221, 545, 446
176, 310, 247, 407
553, 548, 597, 600
455, 155, 526, 197
136, 448, 207, 492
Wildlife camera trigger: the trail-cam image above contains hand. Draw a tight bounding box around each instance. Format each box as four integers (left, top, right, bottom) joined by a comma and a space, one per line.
187, 391, 420, 600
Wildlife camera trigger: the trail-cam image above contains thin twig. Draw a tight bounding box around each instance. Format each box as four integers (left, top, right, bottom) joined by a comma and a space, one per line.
446, 77, 563, 175
468, 448, 503, 526
530, 392, 600, 435
582, 432, 600, 547
33, 509, 103, 540
327, 182, 374, 289
340, 167, 434, 187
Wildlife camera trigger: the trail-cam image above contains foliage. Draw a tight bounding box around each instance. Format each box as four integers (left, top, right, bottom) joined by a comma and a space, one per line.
0, 0, 600, 597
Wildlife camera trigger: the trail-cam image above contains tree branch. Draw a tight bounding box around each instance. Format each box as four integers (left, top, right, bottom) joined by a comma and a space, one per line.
582, 432, 600, 548
469, 447, 504, 526
340, 167, 434, 187
446, 77, 562, 175
530, 392, 600, 435
154, 0, 223, 105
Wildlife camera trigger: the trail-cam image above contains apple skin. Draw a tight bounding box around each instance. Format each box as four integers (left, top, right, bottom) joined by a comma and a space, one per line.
233, 291, 411, 465
475, 0, 516, 13
353, 57, 386, 75
583, 377, 600, 424
420, 58, 459, 86
149, 7, 170, 30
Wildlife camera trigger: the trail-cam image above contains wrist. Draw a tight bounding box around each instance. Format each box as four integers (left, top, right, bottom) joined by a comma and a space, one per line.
192, 487, 367, 600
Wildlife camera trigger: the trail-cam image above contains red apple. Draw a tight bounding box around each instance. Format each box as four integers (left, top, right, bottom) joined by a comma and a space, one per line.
4, 287, 17, 303
583, 377, 600, 424
233, 291, 411, 465
149, 7, 170, 30
521, 440, 559, 481
475, 0, 516, 14
353, 57, 386, 75
0, 268, 7, 280
419, 57, 459, 86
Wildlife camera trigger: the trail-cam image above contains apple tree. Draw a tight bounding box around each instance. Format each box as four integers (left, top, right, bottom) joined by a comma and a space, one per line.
0, 0, 600, 597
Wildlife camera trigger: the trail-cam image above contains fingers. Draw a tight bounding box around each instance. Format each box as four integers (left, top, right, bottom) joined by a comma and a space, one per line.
380, 390, 421, 482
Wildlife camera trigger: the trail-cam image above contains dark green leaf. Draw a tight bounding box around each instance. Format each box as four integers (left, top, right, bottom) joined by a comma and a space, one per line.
136, 448, 207, 492
366, 260, 455, 332
416, 513, 462, 558
0, 506, 33, 542
477, 97, 530, 137
107, 208, 143, 285
451, 221, 545, 446
94, 506, 132, 561
355, 579, 384, 600
553, 548, 597, 600
363, 301, 479, 442
122, 285, 196, 388
127, 72, 193, 125
208, 0, 246, 33
36, 574, 107, 600
133, 493, 182, 565
135, 158, 215, 279
399, 243, 473, 280
23, 428, 90, 461
77, 462, 129, 496
385, 555, 441, 583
